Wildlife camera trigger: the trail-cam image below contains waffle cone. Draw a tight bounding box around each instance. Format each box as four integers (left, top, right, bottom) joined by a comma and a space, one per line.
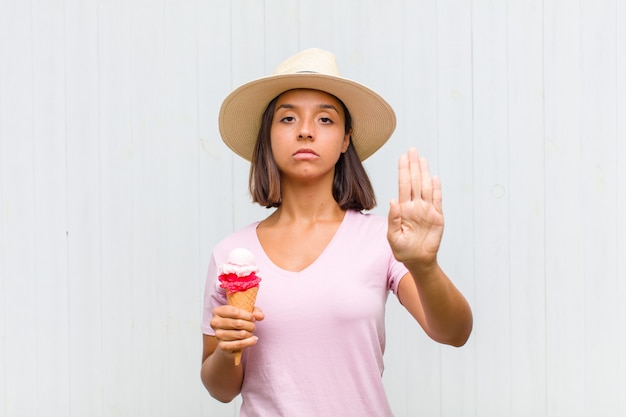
226, 286, 259, 365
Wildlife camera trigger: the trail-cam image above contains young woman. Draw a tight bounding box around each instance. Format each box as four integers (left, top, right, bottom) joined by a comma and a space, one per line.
201, 48, 472, 416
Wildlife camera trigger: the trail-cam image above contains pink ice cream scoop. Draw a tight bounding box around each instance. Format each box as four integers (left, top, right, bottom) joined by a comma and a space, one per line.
218, 248, 261, 293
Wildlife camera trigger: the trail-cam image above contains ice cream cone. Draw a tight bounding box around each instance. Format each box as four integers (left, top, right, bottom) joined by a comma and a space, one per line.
227, 286, 259, 365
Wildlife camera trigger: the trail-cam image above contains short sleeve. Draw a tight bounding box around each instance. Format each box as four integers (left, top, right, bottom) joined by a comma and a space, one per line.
387, 253, 409, 296
202, 253, 227, 335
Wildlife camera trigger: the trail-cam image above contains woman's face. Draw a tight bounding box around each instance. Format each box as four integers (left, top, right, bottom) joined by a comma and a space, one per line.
270, 89, 350, 181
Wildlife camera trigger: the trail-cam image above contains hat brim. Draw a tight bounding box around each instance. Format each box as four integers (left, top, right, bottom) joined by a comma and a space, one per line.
218, 73, 396, 162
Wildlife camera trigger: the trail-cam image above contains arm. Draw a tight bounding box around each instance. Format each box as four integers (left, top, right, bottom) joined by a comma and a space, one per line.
200, 305, 264, 402
396, 266, 472, 347
387, 148, 473, 347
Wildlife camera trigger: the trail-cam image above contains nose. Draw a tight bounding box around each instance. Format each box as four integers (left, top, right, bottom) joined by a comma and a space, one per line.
298, 119, 314, 140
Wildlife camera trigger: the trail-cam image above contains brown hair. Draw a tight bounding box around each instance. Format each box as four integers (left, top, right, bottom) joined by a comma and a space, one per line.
249, 92, 377, 211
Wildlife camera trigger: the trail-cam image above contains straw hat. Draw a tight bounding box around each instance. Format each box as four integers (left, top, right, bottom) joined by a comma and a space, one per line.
218, 48, 396, 161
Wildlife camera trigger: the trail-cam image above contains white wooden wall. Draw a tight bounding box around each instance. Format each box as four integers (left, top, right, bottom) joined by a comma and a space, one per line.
0, 1, 624, 416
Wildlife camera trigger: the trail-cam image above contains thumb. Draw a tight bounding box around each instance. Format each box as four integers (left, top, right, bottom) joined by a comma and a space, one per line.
252, 307, 265, 321
387, 199, 402, 235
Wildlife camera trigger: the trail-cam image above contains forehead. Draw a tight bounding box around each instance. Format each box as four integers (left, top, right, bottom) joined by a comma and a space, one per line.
275, 89, 344, 112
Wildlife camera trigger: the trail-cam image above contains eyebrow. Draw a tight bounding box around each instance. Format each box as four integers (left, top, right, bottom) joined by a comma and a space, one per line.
276, 103, 341, 113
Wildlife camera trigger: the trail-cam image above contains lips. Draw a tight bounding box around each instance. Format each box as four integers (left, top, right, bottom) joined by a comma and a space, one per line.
293, 148, 318, 157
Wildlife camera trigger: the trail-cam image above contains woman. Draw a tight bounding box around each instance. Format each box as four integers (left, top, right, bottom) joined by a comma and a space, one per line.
201, 48, 472, 416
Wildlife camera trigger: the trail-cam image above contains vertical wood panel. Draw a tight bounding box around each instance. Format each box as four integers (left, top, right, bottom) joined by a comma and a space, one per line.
198, 0, 234, 259
98, 0, 135, 414
297, 0, 332, 50
163, 1, 202, 415
618, 2, 626, 415
129, 0, 172, 417
580, 1, 619, 414
32, 1, 71, 415
0, 47, 3, 411
64, 0, 103, 415
400, 0, 438, 158
328, 0, 367, 79
362, 0, 404, 114
507, 1, 547, 416
0, 7, 3, 399
264, 0, 299, 62
472, 1, 511, 415
544, 1, 585, 416
436, 1, 476, 416
129, 1, 169, 415
0, 2, 37, 416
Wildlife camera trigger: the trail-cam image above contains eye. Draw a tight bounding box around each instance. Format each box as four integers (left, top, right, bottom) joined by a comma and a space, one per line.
280, 116, 296, 123
319, 117, 333, 124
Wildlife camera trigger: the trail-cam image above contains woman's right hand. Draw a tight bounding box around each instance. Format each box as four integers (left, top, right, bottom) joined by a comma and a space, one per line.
209, 305, 265, 360
201, 306, 264, 402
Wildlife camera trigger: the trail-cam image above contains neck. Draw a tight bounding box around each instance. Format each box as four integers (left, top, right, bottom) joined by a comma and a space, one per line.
269, 176, 344, 224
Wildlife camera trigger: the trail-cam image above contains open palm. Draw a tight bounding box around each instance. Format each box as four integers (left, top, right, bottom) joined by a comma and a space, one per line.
387, 148, 444, 266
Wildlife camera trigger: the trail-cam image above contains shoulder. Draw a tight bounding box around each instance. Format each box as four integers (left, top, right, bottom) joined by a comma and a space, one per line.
210, 221, 260, 261
336, 210, 389, 246
343, 209, 387, 232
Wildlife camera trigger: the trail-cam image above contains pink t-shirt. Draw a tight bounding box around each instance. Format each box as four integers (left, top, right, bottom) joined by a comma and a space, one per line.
203, 209, 408, 416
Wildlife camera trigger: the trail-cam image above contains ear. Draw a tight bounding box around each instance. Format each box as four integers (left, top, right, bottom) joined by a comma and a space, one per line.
341, 131, 352, 153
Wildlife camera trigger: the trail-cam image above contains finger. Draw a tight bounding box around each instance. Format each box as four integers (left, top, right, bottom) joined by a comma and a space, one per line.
214, 326, 255, 343
419, 157, 433, 202
398, 154, 411, 203
432, 176, 443, 213
218, 335, 259, 355
214, 304, 256, 321
210, 306, 257, 333
252, 307, 265, 321
387, 199, 402, 236
210, 318, 256, 341
212, 313, 259, 344
408, 148, 421, 200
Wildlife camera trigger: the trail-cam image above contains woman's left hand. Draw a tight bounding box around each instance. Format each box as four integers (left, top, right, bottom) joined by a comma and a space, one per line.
387, 148, 444, 267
